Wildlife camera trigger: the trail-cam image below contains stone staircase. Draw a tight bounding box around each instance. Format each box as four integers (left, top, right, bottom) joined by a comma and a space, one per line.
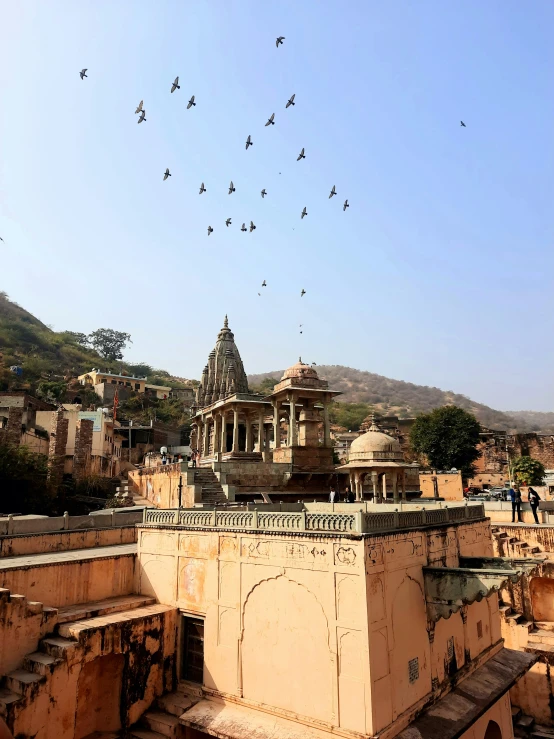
193, 468, 227, 505
0, 593, 160, 733
129, 686, 198, 738
512, 704, 554, 739
492, 528, 547, 559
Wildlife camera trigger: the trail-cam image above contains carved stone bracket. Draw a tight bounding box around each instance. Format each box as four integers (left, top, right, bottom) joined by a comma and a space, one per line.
424, 561, 525, 623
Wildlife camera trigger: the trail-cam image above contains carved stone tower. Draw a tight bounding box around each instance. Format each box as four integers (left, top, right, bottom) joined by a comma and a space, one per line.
196, 316, 249, 408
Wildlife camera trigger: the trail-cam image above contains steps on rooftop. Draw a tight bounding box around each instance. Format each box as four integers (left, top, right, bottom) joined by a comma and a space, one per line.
57, 594, 156, 624
57, 603, 174, 642
194, 469, 227, 505
157, 690, 193, 717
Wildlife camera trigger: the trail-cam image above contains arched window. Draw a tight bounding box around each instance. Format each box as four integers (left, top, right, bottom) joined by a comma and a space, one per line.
484, 719, 502, 739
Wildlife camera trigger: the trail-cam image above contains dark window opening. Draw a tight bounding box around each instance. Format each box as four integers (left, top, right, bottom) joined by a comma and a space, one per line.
181, 616, 204, 684
477, 620, 483, 639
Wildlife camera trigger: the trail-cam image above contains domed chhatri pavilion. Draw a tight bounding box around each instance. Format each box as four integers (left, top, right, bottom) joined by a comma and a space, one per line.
191, 318, 340, 471
337, 415, 415, 502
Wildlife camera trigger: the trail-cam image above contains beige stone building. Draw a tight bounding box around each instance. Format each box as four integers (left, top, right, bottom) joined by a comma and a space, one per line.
0, 499, 543, 739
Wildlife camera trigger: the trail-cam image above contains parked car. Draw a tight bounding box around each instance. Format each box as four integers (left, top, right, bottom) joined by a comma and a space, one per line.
487, 487, 509, 500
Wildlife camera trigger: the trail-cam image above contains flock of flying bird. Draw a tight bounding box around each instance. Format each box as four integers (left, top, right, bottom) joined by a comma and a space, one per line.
80, 36, 351, 245
76, 44, 468, 326
78, 37, 350, 307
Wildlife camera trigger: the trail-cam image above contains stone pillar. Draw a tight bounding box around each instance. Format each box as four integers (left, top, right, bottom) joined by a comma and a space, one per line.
264, 424, 271, 462
273, 402, 281, 449
5, 407, 23, 447
47, 408, 69, 488
371, 471, 379, 503
356, 472, 363, 501
245, 412, 253, 453
203, 420, 211, 457
401, 470, 407, 501
382, 472, 387, 503
232, 407, 239, 453
258, 410, 264, 454
74, 418, 94, 481
323, 399, 331, 447
392, 470, 399, 504
197, 419, 203, 456
288, 394, 297, 447
220, 412, 227, 453
213, 414, 221, 455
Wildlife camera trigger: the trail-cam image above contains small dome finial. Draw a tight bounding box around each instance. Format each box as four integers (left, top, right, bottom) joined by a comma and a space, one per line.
299, 356, 302, 363
369, 412, 379, 432
224, 315, 228, 329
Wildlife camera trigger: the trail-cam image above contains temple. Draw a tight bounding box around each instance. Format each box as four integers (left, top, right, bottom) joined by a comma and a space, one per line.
190, 319, 340, 495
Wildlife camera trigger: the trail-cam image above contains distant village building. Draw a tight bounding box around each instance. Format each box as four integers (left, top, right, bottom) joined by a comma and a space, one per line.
78, 368, 171, 401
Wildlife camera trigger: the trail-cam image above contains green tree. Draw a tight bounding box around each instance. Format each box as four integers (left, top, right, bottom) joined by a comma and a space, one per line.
329, 402, 371, 431
250, 376, 280, 395
88, 328, 132, 361
127, 363, 153, 377
0, 443, 56, 514
62, 331, 90, 347
410, 405, 481, 475
511, 456, 545, 486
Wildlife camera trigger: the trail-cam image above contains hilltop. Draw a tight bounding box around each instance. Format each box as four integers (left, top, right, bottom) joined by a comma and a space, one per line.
248, 366, 550, 433
0, 293, 193, 428
2, 292, 552, 434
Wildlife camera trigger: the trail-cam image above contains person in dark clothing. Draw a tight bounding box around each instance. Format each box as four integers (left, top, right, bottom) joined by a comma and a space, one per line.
508, 486, 523, 523
528, 487, 541, 524
345, 485, 355, 503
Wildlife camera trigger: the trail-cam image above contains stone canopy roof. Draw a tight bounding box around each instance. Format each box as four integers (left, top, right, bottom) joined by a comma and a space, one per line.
196, 316, 249, 408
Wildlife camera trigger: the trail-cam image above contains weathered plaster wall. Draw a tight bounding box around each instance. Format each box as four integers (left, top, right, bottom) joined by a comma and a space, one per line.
6, 606, 177, 739
129, 463, 194, 508
0, 553, 135, 607
420, 472, 464, 501
459, 693, 513, 739
0, 589, 58, 675
136, 517, 498, 739
0, 526, 137, 558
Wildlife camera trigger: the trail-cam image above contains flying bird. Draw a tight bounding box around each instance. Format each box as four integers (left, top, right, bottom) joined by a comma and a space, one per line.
0, 236, 3, 242
187, 95, 196, 109
171, 76, 180, 93
460, 121, 466, 127
262, 280, 266, 287
258, 293, 261, 296
265, 113, 275, 127
286, 94, 295, 108
80, 69, 88, 80
301, 207, 307, 219
250, 221, 256, 232
228, 181, 235, 194
135, 100, 143, 114
329, 185, 336, 199
225, 218, 232, 227
261, 189, 267, 198
276, 36, 285, 47
300, 330, 303, 334
301, 289, 306, 297
163, 168, 171, 181
137, 110, 146, 124
241, 223, 247, 232
297, 147, 305, 161
343, 199, 349, 212
208, 226, 213, 236
246, 135, 253, 150
199, 182, 206, 194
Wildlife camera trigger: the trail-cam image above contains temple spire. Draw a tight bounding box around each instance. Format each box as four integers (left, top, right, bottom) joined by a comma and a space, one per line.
224, 315, 228, 329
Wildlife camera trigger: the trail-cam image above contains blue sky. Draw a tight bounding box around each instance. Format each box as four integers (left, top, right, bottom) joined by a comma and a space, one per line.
1, 1, 552, 411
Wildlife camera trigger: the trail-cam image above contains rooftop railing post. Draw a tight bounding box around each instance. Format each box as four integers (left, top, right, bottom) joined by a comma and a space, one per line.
300, 510, 306, 531
394, 509, 399, 528
252, 510, 258, 529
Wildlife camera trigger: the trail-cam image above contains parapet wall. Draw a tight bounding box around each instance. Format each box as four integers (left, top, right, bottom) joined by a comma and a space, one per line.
0, 525, 137, 558
0, 509, 143, 538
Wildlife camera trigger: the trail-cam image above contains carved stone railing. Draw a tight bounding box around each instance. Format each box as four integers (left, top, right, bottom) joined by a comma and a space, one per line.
142, 503, 485, 534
